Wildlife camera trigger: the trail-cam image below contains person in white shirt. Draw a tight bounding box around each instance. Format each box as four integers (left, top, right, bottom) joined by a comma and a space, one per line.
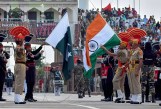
94, 73, 101, 92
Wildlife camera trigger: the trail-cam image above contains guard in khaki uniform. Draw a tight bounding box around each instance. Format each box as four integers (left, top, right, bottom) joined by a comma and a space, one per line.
101, 32, 130, 103
127, 28, 146, 104
127, 39, 143, 104
10, 26, 30, 104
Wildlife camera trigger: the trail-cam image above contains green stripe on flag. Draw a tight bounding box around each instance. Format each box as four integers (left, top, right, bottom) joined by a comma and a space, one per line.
84, 34, 120, 78
56, 27, 74, 80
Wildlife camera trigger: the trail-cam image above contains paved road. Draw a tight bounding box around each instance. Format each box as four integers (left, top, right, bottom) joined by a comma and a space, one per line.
0, 92, 160, 109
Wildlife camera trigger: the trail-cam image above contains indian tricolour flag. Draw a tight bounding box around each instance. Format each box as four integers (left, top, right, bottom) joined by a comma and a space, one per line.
83, 13, 121, 78
45, 12, 74, 80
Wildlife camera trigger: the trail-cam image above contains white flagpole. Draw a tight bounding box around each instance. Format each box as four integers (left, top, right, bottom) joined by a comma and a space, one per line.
89, 0, 97, 10
101, 0, 102, 12
139, 0, 140, 15
117, 0, 118, 9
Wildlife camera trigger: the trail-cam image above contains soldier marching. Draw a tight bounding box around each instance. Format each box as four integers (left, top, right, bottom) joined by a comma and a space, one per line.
100, 32, 130, 103
72, 59, 85, 98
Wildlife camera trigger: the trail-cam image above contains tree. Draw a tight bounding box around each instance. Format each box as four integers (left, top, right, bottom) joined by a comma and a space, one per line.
32, 46, 46, 79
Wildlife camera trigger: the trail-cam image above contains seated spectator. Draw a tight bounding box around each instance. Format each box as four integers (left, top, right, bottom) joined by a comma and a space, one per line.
117, 8, 122, 17
132, 8, 137, 18
133, 20, 138, 27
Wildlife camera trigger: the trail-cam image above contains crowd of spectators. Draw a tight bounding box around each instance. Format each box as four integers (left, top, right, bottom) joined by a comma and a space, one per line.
78, 7, 161, 47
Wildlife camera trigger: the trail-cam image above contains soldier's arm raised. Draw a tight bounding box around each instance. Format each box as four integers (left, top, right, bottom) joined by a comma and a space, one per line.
123, 50, 131, 68
100, 45, 117, 57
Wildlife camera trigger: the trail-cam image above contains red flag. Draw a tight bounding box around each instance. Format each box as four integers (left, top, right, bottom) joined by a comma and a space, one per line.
103, 3, 112, 11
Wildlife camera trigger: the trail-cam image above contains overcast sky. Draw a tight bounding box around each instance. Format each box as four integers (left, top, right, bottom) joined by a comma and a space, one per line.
89, 0, 161, 22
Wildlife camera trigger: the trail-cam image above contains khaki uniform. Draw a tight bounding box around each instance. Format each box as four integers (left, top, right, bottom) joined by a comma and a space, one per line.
14, 47, 26, 94
9, 26, 30, 104
113, 49, 129, 92
127, 47, 143, 102
113, 49, 129, 101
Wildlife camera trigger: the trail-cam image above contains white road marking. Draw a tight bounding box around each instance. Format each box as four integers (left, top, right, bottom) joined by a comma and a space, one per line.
67, 103, 100, 109
0, 102, 7, 104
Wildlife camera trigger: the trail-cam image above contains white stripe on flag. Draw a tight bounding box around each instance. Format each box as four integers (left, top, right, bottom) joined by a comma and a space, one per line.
89, 23, 115, 56
45, 13, 70, 48
83, 48, 91, 71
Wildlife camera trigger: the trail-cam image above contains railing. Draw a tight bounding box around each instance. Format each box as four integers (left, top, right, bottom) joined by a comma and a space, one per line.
0, 18, 59, 23
0, 18, 77, 44
0, 18, 22, 22
0, 0, 77, 2
0, 18, 77, 24
0, 20, 58, 43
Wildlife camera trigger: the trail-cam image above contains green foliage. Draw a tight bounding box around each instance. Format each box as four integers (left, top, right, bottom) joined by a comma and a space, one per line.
35, 56, 45, 67
11, 11, 20, 18
37, 66, 45, 79
33, 46, 46, 79
9, 10, 23, 18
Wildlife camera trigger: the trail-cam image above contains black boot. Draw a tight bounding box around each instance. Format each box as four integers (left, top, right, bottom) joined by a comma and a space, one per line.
115, 98, 125, 103
145, 95, 150, 102
83, 91, 85, 97
0, 98, 6, 101
78, 94, 83, 98
111, 96, 113, 101
152, 94, 156, 103
115, 98, 121, 102
88, 91, 91, 97
142, 92, 144, 103
78, 91, 83, 98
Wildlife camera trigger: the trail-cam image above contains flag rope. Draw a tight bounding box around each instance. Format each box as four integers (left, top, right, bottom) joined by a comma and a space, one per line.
89, 0, 97, 10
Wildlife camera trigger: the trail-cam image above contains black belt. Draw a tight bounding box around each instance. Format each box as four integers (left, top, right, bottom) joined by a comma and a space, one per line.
144, 59, 153, 61
15, 62, 26, 65
26, 63, 35, 66
144, 65, 153, 66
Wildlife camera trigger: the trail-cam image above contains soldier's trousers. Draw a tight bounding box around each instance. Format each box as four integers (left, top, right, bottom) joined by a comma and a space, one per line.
75, 77, 84, 95
102, 78, 108, 98
155, 77, 161, 99
54, 86, 61, 96
14, 64, 26, 94
142, 65, 155, 101
0, 68, 5, 99
113, 67, 126, 92
124, 74, 130, 99
0, 81, 4, 98
25, 82, 34, 99
127, 64, 141, 94
83, 83, 91, 96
